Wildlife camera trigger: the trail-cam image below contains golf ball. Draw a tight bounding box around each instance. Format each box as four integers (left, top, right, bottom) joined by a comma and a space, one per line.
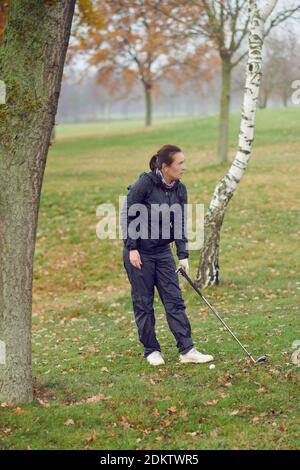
209, 364, 216, 369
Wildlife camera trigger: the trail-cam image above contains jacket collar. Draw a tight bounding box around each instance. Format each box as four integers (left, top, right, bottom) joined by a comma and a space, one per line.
146, 169, 180, 191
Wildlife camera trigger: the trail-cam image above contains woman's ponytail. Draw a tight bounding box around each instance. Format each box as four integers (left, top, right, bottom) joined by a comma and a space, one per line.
149, 153, 158, 171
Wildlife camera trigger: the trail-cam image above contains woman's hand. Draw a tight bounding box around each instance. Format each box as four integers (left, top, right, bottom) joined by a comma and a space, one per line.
129, 249, 143, 270
179, 258, 189, 274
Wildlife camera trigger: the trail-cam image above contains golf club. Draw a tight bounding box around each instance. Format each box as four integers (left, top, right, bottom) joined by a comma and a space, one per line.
175, 266, 267, 365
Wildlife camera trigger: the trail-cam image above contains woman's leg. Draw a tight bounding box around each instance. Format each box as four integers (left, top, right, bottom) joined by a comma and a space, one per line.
155, 248, 194, 355
123, 247, 160, 357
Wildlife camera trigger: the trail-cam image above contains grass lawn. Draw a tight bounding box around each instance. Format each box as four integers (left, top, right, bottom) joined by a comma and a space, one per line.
0, 108, 299, 450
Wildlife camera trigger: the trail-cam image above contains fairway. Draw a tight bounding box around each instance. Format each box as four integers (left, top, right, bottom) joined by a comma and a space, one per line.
1, 108, 299, 450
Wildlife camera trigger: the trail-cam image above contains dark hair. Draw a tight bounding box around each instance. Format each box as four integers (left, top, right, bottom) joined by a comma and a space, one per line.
149, 144, 182, 171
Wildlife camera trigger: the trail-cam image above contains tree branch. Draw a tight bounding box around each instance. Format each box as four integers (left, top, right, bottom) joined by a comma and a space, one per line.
264, 4, 300, 37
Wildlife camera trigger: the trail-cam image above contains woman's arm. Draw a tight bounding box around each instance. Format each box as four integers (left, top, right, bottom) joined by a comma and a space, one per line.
175, 184, 189, 260
122, 174, 149, 252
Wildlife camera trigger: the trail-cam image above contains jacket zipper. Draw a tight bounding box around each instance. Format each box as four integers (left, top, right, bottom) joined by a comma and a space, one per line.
165, 190, 173, 230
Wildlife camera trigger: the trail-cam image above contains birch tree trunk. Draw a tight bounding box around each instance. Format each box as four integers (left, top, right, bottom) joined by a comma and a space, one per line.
217, 56, 232, 164
196, 0, 277, 289
0, 0, 75, 403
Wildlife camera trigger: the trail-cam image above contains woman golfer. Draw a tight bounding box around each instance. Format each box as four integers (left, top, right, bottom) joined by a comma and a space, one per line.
122, 144, 213, 366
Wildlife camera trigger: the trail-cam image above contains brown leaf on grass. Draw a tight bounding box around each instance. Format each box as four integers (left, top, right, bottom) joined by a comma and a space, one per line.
36, 398, 50, 408
168, 406, 177, 414
101, 367, 109, 373
142, 428, 151, 434
204, 399, 219, 407
120, 416, 131, 429
12, 407, 25, 415
150, 378, 161, 385
85, 431, 98, 444
64, 418, 75, 426
1, 428, 12, 435
152, 408, 159, 417
279, 425, 288, 432
161, 418, 172, 427
86, 394, 109, 404
252, 417, 260, 424
224, 382, 233, 388
186, 431, 200, 437
230, 409, 240, 416
199, 309, 208, 318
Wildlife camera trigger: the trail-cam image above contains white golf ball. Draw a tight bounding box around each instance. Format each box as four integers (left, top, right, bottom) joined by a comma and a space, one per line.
209, 364, 216, 370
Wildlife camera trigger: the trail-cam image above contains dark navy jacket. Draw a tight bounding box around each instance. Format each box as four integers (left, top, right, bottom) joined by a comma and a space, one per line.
121, 170, 189, 259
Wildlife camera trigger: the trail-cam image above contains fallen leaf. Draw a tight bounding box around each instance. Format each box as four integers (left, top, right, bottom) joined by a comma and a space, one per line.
64, 419, 75, 426
86, 394, 108, 404
37, 398, 50, 408
85, 431, 97, 444
12, 407, 25, 415
161, 418, 171, 427
168, 406, 177, 414
204, 399, 219, 407
186, 431, 199, 437
120, 416, 130, 429
224, 382, 233, 388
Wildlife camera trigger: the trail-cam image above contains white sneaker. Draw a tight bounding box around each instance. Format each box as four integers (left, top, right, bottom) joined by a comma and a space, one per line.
179, 347, 214, 364
146, 351, 165, 366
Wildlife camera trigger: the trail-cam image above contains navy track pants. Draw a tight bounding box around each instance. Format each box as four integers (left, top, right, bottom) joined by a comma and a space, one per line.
123, 246, 194, 357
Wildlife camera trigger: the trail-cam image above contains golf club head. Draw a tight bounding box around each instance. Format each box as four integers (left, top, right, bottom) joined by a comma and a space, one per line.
255, 355, 267, 364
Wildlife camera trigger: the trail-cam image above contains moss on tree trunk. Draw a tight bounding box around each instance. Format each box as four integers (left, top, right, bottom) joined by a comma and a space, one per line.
0, 0, 75, 403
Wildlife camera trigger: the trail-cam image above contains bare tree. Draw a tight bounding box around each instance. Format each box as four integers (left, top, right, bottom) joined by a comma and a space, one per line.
258, 32, 299, 108
152, 0, 300, 162
0, 0, 76, 403
196, 0, 281, 287
72, 0, 205, 127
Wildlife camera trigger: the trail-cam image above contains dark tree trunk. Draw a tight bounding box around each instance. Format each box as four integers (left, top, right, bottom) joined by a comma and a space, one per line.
144, 82, 152, 126
0, 0, 76, 404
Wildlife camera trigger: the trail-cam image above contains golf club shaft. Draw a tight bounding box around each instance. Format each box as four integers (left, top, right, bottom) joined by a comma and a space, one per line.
176, 267, 255, 362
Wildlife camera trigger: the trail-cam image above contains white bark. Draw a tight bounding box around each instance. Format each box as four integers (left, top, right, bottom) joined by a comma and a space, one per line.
261, 0, 277, 20
196, 0, 277, 288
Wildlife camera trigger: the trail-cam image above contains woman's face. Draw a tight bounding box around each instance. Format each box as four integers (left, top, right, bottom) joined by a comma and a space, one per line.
162, 152, 186, 181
